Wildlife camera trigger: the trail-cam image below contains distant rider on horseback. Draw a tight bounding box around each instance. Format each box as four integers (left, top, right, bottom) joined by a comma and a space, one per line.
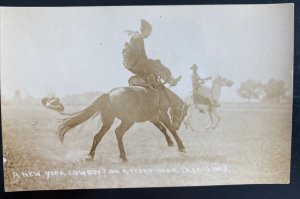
190, 64, 219, 107
122, 19, 181, 88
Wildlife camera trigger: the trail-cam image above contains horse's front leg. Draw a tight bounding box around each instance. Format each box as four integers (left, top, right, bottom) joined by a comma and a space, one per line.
152, 121, 174, 146
115, 120, 134, 162
160, 114, 185, 152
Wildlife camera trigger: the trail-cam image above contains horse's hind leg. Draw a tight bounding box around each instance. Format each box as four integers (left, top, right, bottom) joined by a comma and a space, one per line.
115, 120, 134, 162
152, 121, 174, 146
205, 110, 214, 132
86, 115, 114, 161
212, 109, 221, 129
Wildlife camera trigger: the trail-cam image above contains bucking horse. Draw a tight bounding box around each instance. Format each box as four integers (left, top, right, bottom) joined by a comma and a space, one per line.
57, 83, 188, 162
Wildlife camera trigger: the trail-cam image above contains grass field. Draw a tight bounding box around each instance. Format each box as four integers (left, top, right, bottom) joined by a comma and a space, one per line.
2, 103, 292, 191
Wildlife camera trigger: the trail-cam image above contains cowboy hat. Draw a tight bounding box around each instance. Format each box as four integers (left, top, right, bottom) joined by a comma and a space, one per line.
140, 19, 152, 32
190, 64, 198, 70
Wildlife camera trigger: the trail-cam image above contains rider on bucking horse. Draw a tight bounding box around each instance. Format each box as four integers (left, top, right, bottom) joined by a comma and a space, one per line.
122, 19, 182, 88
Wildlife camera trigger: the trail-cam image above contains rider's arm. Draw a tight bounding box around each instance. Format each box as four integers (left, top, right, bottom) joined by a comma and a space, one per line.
203, 77, 212, 81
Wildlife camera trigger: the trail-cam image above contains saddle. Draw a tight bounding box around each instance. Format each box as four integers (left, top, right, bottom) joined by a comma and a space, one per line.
128, 74, 172, 109
128, 74, 162, 89
193, 92, 211, 105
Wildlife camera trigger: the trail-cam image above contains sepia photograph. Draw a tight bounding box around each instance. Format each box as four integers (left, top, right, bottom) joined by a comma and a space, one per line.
1, 4, 294, 192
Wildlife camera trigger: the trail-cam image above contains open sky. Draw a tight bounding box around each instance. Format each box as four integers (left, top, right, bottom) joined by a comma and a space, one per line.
1, 4, 294, 101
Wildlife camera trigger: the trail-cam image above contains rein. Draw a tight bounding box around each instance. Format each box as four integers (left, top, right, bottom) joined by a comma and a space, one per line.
213, 79, 223, 86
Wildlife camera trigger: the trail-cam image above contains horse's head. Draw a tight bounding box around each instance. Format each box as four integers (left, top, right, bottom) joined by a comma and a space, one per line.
215, 75, 234, 87
170, 102, 189, 131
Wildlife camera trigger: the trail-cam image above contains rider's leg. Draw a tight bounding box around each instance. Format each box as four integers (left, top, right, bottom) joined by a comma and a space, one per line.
194, 89, 219, 108
144, 59, 181, 86
208, 97, 220, 107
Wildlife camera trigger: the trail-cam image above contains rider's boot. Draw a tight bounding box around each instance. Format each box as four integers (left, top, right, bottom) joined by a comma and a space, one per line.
168, 75, 182, 87
209, 99, 220, 107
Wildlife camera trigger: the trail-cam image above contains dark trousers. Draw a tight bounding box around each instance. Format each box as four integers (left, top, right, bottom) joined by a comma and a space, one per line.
126, 58, 172, 82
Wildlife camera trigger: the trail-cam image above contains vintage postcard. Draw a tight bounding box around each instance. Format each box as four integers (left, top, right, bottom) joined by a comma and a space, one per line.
1, 4, 293, 191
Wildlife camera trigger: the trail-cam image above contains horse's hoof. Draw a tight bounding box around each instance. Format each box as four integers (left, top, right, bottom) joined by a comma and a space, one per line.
120, 155, 128, 163
168, 142, 175, 147
179, 148, 186, 153
85, 155, 94, 162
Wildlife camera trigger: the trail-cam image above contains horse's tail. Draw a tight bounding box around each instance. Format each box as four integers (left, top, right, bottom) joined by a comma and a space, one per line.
57, 94, 110, 142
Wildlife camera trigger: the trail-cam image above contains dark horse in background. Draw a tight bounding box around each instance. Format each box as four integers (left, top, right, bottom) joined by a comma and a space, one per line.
58, 85, 188, 162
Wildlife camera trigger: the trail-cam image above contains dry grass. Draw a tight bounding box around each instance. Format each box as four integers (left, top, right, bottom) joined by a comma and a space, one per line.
2, 103, 292, 191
